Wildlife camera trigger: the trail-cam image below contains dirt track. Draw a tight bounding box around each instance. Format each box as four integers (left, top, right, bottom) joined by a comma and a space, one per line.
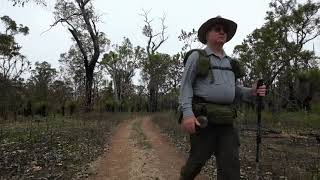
88, 117, 209, 180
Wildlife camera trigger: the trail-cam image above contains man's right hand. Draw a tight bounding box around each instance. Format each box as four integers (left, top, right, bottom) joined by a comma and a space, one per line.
181, 116, 200, 134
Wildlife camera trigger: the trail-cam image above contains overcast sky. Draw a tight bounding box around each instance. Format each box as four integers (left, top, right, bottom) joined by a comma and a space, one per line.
0, 0, 318, 84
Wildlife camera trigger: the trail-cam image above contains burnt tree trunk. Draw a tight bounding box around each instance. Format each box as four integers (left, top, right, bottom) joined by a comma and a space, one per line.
65, 0, 101, 112
85, 68, 94, 112
149, 83, 157, 112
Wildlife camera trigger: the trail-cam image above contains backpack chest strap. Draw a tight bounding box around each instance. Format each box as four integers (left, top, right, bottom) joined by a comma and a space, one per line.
210, 66, 233, 71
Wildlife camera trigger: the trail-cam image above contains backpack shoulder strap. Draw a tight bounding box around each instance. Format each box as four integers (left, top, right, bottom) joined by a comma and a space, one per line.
183, 49, 213, 83
183, 49, 208, 66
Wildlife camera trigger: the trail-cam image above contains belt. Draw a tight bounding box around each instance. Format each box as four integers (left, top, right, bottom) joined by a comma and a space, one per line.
192, 95, 232, 106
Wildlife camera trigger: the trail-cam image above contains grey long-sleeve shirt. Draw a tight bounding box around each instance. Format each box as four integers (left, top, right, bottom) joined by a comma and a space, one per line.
179, 46, 253, 119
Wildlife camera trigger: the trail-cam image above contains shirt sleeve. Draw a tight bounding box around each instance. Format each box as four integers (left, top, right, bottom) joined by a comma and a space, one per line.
235, 80, 254, 103
179, 51, 199, 119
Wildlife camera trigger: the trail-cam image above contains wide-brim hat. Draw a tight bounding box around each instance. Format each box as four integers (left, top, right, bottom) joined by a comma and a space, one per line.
198, 16, 237, 44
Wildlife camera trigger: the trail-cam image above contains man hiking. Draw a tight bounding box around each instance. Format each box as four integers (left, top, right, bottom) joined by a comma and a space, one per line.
179, 16, 266, 180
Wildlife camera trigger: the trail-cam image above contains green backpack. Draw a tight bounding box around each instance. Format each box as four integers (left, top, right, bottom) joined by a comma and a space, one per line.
183, 49, 245, 83
178, 49, 245, 124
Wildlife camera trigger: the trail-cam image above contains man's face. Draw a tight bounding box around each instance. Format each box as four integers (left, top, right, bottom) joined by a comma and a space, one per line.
206, 24, 228, 45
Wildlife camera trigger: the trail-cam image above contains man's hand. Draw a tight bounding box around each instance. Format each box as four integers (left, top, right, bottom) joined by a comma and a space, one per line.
181, 116, 201, 134
251, 81, 267, 97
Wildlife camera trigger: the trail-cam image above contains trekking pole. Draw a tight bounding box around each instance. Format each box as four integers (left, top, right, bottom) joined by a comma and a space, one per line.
256, 79, 264, 180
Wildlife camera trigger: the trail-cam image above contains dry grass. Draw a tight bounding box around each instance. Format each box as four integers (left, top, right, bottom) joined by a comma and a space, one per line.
152, 111, 320, 180
0, 112, 130, 180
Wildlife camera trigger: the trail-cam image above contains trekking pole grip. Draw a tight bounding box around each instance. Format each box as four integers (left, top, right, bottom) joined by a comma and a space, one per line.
256, 79, 264, 97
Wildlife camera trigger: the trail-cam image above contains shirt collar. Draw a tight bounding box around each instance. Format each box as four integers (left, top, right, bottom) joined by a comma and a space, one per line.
204, 46, 228, 58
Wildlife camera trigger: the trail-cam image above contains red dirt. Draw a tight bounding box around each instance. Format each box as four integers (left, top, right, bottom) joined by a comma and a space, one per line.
88, 117, 210, 180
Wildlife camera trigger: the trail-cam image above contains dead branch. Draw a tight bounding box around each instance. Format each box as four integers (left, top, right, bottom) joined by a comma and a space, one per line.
140, 9, 168, 56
